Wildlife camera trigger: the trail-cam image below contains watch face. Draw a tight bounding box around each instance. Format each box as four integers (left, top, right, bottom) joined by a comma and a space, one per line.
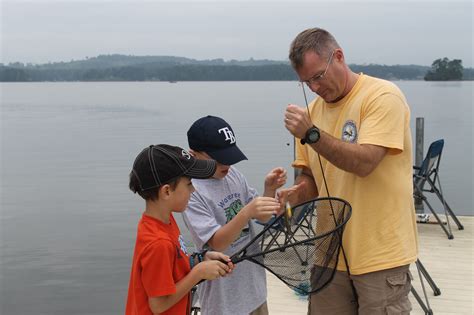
309, 130, 318, 141
308, 128, 320, 143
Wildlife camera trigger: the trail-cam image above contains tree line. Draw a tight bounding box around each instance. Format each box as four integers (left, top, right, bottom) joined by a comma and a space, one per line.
1, 55, 471, 82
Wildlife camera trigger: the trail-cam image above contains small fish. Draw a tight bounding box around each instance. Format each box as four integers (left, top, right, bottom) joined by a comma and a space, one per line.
286, 201, 293, 220
284, 201, 293, 233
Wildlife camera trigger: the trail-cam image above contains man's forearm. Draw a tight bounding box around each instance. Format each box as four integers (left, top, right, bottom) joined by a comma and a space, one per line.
310, 130, 387, 177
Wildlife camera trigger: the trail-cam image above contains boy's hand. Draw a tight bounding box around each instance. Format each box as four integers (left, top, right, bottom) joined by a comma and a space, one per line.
244, 196, 281, 222
195, 260, 232, 280
204, 251, 234, 273
264, 167, 287, 193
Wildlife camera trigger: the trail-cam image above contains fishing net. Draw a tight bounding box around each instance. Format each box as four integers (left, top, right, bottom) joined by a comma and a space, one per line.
230, 197, 351, 295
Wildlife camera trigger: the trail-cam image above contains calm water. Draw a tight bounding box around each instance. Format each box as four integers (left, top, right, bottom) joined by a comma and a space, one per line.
0, 81, 472, 314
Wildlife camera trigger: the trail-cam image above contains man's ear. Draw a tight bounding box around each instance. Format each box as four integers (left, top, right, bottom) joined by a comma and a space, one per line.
334, 48, 344, 63
188, 149, 197, 157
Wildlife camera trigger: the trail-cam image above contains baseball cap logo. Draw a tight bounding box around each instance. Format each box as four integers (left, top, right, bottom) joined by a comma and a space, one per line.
181, 149, 191, 159
218, 127, 236, 144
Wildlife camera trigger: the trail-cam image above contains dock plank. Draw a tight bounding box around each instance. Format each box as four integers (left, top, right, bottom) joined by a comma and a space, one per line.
267, 216, 473, 315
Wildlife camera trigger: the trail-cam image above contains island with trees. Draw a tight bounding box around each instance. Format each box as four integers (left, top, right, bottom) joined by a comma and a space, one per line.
424, 57, 464, 81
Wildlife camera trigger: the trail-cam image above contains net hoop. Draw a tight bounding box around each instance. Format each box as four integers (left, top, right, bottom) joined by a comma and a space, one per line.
232, 197, 351, 264
229, 196, 352, 295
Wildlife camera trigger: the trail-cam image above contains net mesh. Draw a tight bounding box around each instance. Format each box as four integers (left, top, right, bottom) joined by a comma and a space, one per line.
230, 197, 351, 295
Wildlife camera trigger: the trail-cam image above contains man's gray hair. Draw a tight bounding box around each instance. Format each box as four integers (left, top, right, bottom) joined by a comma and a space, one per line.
289, 28, 340, 70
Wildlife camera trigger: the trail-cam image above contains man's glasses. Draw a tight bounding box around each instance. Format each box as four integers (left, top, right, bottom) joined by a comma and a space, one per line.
302, 50, 335, 86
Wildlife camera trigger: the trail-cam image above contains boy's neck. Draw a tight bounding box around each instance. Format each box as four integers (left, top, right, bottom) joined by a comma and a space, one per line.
144, 200, 172, 224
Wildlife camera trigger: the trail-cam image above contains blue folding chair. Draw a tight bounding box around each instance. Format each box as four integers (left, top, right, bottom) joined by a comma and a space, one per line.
411, 258, 443, 315
413, 139, 464, 239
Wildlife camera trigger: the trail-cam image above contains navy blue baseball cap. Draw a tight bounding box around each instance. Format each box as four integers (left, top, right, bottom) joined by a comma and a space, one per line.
187, 115, 248, 165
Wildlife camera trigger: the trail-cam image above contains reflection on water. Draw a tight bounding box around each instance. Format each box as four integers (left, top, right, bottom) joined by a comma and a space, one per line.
0, 81, 472, 314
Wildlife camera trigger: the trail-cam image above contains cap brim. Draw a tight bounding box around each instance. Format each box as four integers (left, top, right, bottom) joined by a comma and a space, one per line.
207, 145, 248, 165
185, 159, 217, 179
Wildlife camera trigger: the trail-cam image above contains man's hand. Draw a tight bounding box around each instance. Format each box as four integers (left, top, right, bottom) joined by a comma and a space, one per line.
284, 104, 313, 139
276, 182, 306, 215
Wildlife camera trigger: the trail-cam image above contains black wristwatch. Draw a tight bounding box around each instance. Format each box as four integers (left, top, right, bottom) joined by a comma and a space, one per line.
300, 125, 320, 145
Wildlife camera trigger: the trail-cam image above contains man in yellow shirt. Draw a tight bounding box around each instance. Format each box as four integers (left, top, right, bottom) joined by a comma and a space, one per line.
283, 28, 418, 314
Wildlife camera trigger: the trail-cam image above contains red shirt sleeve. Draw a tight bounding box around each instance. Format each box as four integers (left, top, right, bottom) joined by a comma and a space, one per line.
140, 239, 177, 297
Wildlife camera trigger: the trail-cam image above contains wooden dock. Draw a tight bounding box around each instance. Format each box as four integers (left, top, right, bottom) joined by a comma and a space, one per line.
266, 216, 473, 315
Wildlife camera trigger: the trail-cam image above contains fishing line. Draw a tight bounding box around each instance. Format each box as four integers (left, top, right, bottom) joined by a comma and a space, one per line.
299, 83, 357, 302
301, 84, 332, 199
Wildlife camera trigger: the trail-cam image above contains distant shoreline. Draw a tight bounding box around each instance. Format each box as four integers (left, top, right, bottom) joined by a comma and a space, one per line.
1, 55, 473, 82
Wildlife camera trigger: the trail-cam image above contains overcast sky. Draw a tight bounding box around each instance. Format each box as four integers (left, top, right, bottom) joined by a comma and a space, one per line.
1, 0, 472, 66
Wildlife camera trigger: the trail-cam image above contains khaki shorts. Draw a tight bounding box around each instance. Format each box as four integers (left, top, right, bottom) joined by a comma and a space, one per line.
308, 265, 413, 315
250, 301, 269, 315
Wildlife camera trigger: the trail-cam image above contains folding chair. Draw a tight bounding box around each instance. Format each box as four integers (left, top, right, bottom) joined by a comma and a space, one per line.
411, 259, 441, 315
413, 139, 464, 239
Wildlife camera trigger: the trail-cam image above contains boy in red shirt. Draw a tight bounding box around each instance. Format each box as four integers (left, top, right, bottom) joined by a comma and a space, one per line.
126, 144, 233, 315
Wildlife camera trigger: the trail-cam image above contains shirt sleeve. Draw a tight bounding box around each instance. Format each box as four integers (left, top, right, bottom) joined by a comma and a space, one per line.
292, 138, 311, 169
183, 192, 221, 250
358, 92, 407, 154
140, 240, 177, 297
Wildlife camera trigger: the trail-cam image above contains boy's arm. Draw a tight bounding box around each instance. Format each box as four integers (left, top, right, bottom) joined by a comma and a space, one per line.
207, 205, 253, 251
148, 260, 231, 314
185, 187, 279, 252
206, 170, 282, 251
148, 267, 201, 314
207, 196, 279, 251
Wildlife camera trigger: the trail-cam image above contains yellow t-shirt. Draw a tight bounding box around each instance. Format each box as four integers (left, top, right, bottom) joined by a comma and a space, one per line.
293, 74, 418, 275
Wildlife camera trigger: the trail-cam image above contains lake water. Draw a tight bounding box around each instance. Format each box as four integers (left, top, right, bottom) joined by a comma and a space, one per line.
0, 81, 472, 314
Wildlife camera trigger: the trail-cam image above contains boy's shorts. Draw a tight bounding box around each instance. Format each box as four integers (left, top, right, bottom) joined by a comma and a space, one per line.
308, 265, 412, 315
